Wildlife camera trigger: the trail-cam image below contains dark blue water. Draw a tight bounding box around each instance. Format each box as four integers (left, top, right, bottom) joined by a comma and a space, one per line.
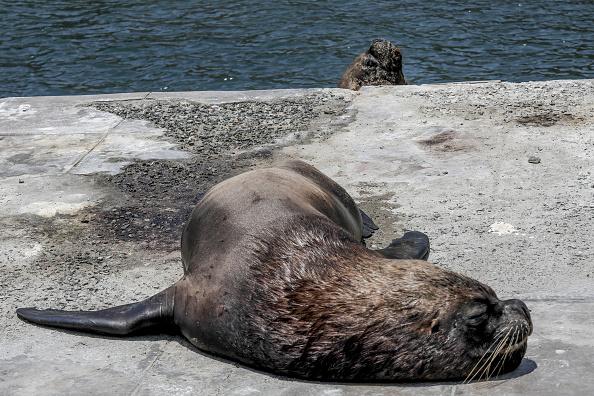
1, 1, 593, 97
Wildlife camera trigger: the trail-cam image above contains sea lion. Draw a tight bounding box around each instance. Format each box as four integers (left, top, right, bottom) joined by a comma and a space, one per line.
17, 160, 532, 382
339, 39, 407, 91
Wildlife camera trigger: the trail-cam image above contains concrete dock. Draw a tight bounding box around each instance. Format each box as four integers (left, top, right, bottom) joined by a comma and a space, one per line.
1, 80, 593, 395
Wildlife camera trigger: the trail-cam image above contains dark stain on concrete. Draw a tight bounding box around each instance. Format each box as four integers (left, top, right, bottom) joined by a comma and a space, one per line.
13, 93, 352, 297
417, 129, 472, 152
515, 112, 580, 127
355, 187, 402, 248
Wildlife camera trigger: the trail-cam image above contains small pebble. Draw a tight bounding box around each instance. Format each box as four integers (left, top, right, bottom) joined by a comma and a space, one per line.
528, 156, 541, 164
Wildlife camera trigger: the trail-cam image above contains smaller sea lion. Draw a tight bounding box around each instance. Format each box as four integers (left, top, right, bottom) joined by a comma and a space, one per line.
339, 39, 407, 91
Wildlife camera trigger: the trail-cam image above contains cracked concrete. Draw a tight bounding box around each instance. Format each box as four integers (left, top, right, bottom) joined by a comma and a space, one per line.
1, 81, 593, 395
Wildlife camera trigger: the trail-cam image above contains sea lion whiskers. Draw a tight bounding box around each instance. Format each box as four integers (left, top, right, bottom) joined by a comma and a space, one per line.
494, 327, 520, 379
475, 332, 511, 382
464, 326, 512, 383
488, 325, 519, 381
488, 324, 523, 381
482, 333, 513, 381
466, 317, 531, 383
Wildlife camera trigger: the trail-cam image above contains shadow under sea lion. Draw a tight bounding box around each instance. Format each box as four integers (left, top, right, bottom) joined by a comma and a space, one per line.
17, 159, 532, 382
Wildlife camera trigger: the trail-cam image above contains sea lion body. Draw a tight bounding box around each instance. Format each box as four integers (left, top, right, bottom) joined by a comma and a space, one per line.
17, 160, 532, 382
176, 161, 362, 360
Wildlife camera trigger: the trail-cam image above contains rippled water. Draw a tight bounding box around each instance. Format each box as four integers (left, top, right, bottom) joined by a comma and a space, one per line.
1, 1, 593, 97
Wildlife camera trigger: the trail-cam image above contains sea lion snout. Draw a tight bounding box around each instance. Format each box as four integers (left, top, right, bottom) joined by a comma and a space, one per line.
501, 298, 533, 335
458, 296, 533, 382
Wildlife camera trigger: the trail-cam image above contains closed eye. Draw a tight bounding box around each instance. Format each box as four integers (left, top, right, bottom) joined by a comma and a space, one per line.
465, 302, 489, 327
466, 312, 488, 327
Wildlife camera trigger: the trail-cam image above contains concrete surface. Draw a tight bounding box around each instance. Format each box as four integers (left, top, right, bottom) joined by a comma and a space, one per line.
1, 80, 593, 395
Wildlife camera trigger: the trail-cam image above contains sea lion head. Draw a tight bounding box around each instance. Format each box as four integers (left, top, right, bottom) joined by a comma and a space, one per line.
388, 261, 534, 382
319, 258, 534, 382
368, 38, 404, 76
338, 39, 406, 90
325, 258, 533, 382
247, 223, 533, 381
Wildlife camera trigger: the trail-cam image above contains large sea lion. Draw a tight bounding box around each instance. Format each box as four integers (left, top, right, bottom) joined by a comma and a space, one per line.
17, 160, 532, 382
339, 39, 407, 91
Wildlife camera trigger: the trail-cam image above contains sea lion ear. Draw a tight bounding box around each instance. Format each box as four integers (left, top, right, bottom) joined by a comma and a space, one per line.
419, 315, 441, 335
430, 318, 441, 334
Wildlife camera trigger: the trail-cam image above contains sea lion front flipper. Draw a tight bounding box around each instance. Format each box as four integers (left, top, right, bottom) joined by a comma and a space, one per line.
359, 209, 379, 239
16, 286, 176, 336
376, 231, 430, 260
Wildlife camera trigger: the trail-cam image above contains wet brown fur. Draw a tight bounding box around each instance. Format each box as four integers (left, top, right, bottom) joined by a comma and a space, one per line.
226, 217, 502, 380
171, 160, 531, 381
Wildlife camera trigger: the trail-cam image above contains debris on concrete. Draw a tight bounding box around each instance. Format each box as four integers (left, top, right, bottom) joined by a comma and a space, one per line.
90, 94, 348, 155
488, 222, 518, 235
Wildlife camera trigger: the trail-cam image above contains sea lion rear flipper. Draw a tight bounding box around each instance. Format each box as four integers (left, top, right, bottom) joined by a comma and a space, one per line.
16, 286, 175, 336
376, 231, 430, 260
359, 209, 379, 239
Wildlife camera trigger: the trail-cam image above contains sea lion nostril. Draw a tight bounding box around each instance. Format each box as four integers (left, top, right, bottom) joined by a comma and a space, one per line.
517, 302, 530, 321
501, 299, 533, 336
503, 299, 530, 317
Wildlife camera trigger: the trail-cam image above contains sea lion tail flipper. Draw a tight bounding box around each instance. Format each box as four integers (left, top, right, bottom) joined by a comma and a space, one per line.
376, 231, 430, 260
16, 285, 176, 336
359, 209, 379, 239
